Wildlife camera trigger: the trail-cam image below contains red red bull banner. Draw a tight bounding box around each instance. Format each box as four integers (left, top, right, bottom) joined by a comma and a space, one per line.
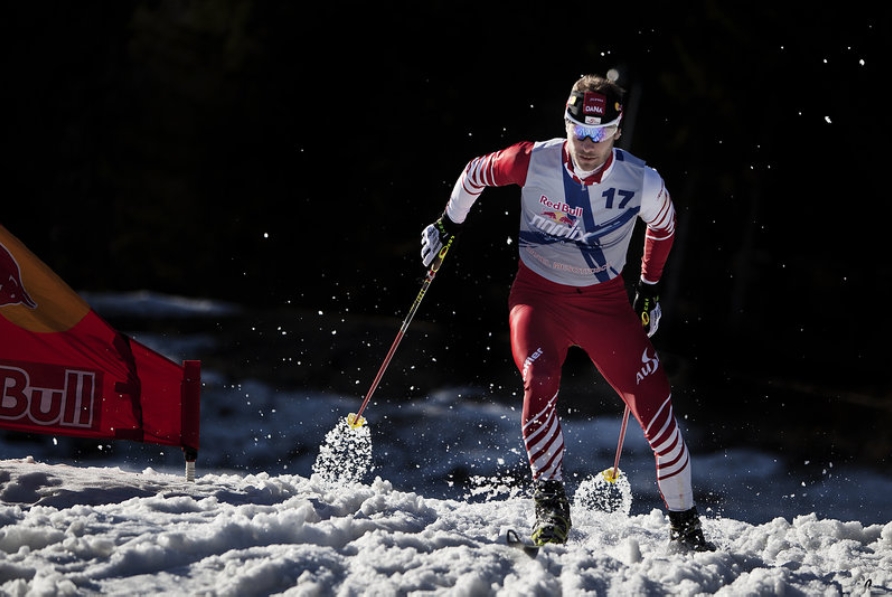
0, 224, 199, 458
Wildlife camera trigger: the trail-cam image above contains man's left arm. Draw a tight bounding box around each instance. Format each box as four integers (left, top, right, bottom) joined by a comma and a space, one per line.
639, 170, 676, 284
634, 170, 677, 337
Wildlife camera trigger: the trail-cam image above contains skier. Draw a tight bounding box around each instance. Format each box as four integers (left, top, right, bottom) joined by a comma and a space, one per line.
420, 73, 715, 551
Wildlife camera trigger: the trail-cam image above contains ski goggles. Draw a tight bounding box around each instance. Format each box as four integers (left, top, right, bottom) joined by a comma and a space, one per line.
567, 119, 620, 143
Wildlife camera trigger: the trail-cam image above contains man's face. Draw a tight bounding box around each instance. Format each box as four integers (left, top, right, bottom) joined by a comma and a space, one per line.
565, 120, 620, 171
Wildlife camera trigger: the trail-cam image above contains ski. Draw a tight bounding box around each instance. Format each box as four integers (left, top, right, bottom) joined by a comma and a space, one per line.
505, 529, 540, 557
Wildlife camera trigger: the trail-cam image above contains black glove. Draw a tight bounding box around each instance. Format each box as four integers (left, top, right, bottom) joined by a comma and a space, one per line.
420, 214, 461, 267
632, 279, 662, 338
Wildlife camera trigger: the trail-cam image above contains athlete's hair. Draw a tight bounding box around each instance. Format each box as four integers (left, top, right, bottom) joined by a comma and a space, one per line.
571, 74, 626, 107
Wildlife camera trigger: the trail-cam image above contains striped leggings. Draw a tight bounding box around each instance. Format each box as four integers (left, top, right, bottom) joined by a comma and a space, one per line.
509, 265, 694, 511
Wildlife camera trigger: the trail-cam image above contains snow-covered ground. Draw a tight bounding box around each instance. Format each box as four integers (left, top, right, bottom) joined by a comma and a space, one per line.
1, 292, 890, 595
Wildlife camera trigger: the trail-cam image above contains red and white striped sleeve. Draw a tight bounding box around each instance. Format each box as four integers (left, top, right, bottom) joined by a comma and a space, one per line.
444, 141, 533, 224
639, 168, 676, 284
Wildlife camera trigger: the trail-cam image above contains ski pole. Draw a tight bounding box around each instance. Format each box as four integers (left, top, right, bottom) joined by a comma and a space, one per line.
346, 236, 455, 428
602, 405, 631, 482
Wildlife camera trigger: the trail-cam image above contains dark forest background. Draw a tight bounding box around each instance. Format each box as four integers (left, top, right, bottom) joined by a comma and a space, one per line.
3, 3, 891, 470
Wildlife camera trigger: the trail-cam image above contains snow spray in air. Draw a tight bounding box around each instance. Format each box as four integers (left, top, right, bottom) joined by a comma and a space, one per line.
573, 468, 633, 516
312, 418, 373, 484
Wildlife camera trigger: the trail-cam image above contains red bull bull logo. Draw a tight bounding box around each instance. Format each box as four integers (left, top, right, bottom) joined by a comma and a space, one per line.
0, 242, 36, 308
0, 226, 90, 333
541, 211, 576, 226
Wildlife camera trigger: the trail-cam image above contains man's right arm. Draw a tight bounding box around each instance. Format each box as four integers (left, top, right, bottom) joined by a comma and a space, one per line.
444, 141, 534, 224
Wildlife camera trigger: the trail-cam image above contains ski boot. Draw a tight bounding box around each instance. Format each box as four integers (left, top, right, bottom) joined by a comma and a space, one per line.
531, 479, 572, 546
668, 507, 716, 553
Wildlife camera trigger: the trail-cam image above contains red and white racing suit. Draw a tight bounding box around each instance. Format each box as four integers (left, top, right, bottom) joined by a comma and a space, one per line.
443, 138, 694, 511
